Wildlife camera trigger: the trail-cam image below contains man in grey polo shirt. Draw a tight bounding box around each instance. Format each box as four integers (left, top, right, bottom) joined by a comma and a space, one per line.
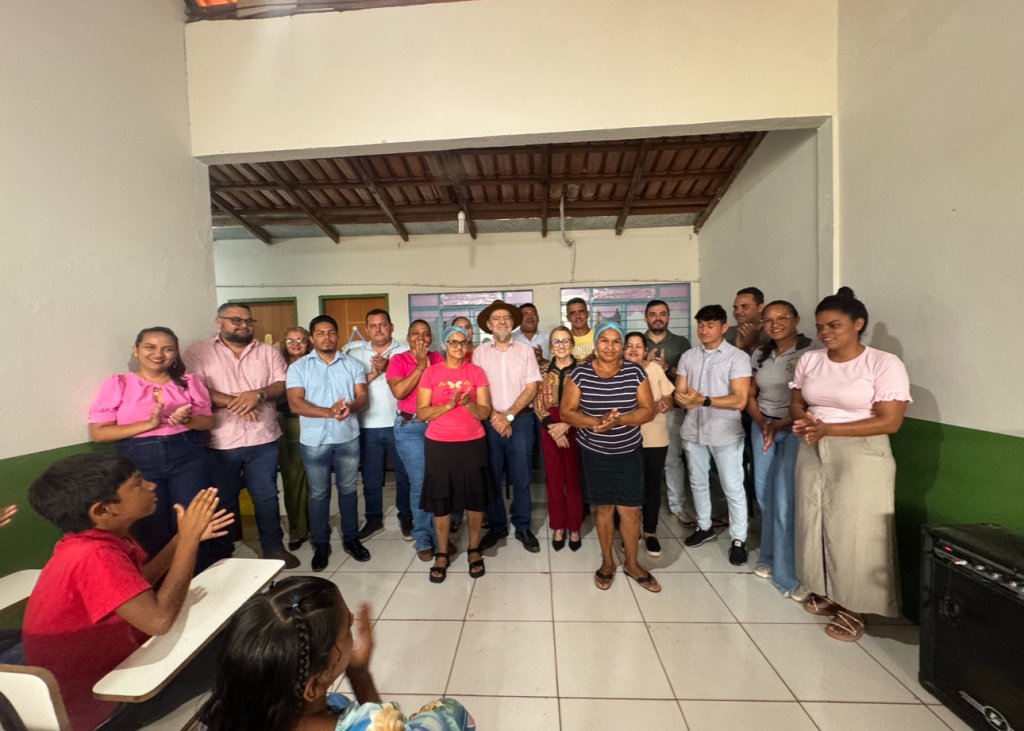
674, 304, 752, 566
342, 308, 413, 541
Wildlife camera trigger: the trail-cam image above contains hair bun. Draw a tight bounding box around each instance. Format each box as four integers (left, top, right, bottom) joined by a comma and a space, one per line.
836, 286, 856, 298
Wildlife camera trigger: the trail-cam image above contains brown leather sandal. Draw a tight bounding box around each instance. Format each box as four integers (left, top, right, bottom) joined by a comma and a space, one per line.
825, 610, 865, 642
803, 593, 840, 616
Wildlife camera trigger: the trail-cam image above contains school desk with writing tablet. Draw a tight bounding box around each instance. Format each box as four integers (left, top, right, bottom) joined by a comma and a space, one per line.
0, 569, 41, 611
92, 557, 283, 703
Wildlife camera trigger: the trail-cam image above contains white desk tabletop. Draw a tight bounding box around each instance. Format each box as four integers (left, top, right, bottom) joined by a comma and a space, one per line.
93, 557, 283, 703
0, 569, 41, 611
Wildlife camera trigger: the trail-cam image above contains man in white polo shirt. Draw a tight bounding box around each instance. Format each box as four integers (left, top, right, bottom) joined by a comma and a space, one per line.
343, 308, 413, 541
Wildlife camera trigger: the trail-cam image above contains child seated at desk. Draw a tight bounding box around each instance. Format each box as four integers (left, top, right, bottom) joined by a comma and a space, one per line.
23, 453, 232, 731
200, 575, 475, 731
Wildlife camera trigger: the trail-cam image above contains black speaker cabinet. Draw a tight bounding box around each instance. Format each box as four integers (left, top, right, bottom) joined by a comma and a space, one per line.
920, 524, 1024, 731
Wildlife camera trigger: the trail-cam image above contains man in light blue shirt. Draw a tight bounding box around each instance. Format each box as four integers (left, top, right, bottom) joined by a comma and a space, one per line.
287, 315, 368, 571
342, 308, 412, 542
674, 304, 752, 566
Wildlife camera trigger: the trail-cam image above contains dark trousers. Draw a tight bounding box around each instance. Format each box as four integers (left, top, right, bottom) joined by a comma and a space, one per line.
207, 442, 285, 557
642, 446, 669, 534
483, 415, 535, 533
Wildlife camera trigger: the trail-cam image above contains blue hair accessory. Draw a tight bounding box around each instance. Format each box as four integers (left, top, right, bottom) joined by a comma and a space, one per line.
593, 321, 624, 340
442, 325, 469, 343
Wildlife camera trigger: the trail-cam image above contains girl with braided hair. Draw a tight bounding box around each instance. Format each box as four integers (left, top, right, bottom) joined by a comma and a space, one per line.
201, 576, 474, 731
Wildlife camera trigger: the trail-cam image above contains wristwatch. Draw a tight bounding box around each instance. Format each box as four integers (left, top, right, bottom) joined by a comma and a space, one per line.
505, 412, 516, 422
257, 390, 267, 403
702, 396, 712, 408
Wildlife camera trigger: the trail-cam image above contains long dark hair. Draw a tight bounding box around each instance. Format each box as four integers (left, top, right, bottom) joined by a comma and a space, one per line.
201, 576, 345, 731
135, 327, 187, 388
815, 286, 870, 338
753, 300, 812, 370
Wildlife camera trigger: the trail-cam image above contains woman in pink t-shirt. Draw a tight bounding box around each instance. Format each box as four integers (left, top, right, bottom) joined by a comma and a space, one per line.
88, 327, 214, 563
789, 288, 912, 642
416, 325, 494, 584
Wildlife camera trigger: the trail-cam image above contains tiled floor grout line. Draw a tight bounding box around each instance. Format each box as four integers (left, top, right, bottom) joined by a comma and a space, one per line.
545, 540, 564, 731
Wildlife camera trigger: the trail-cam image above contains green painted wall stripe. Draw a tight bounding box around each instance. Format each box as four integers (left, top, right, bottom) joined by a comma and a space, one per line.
892, 418, 1024, 621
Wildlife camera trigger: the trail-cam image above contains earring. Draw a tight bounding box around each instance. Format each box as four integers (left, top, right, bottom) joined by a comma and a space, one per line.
128, 353, 140, 372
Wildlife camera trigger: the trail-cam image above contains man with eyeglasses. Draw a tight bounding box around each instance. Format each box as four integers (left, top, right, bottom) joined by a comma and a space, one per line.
185, 302, 299, 568
642, 299, 693, 528
474, 300, 543, 553
341, 308, 413, 541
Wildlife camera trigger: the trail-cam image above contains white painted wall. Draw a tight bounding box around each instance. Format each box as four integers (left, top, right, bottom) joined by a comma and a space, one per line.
186, 0, 837, 161
214, 227, 699, 333
698, 129, 821, 320
0, 0, 216, 458
837, 0, 1024, 436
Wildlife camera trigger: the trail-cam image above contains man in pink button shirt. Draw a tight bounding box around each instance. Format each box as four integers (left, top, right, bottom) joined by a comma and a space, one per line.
473, 300, 542, 553
185, 303, 299, 568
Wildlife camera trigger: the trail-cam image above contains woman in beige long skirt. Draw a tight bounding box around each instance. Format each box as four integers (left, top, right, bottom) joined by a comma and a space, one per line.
789, 287, 912, 642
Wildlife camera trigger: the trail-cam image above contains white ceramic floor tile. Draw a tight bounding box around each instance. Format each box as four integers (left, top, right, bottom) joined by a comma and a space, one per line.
859, 624, 943, 704
455, 696, 560, 731
631, 573, 734, 623
682, 533, 759, 573
926, 704, 976, 731
549, 538, 605, 572
622, 536, 701, 573
704, 572, 828, 623
447, 621, 557, 696
561, 698, 687, 730
552, 571, 643, 622
802, 702, 951, 730
466, 572, 553, 621
679, 700, 816, 730
649, 623, 793, 701
555, 622, 673, 699
745, 624, 918, 702
368, 620, 462, 695
378, 572, 474, 620
335, 538, 416, 572
327, 572, 403, 619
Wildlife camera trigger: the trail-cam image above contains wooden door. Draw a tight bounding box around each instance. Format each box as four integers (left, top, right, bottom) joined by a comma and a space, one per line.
230, 299, 299, 347
322, 295, 388, 347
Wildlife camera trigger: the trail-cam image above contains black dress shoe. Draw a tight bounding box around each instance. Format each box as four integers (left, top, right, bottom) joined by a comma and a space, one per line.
311, 543, 332, 572
515, 529, 540, 553
479, 527, 508, 551
287, 539, 306, 551
569, 537, 583, 552
262, 547, 301, 569
343, 538, 371, 562
357, 520, 384, 541
552, 533, 566, 551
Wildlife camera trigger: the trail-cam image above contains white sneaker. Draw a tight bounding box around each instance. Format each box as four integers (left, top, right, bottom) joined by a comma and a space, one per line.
787, 584, 811, 602
753, 563, 773, 579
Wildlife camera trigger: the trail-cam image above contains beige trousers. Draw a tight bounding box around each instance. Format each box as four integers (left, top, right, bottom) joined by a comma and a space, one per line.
795, 435, 900, 617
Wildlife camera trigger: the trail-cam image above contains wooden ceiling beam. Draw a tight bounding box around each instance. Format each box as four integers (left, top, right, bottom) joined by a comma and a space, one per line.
351, 158, 410, 241
540, 145, 551, 238
209, 168, 736, 194
437, 153, 478, 239
210, 192, 273, 245
614, 141, 652, 236
250, 162, 340, 243
693, 131, 767, 234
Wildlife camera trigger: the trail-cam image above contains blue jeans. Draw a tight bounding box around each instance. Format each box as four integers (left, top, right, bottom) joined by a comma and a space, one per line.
684, 437, 748, 541
208, 442, 285, 557
751, 425, 800, 593
393, 415, 438, 551
301, 438, 361, 545
360, 426, 411, 524
117, 432, 214, 570
484, 415, 535, 533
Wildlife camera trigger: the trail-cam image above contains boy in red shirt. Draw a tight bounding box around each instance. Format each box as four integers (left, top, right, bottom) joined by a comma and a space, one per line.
23, 453, 232, 731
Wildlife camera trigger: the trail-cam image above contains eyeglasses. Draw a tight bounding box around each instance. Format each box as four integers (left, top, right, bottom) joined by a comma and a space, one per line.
551, 338, 572, 346
446, 340, 469, 348
285, 337, 307, 345
762, 315, 793, 326
219, 317, 257, 327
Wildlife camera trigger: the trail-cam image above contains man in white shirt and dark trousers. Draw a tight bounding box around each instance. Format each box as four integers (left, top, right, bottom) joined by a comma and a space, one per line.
342, 308, 413, 541
674, 304, 753, 566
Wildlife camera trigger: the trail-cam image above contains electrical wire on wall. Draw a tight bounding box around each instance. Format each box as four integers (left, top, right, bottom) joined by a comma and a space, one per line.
560, 189, 577, 281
